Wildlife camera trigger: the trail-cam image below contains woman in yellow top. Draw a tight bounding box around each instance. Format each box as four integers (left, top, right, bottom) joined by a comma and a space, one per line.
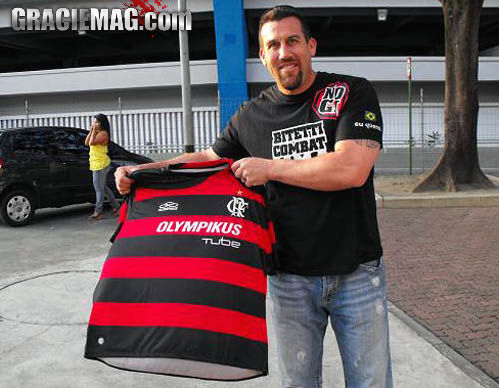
85, 114, 120, 220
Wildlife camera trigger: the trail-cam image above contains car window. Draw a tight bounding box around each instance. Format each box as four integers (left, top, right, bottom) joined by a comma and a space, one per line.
0, 132, 13, 156
11, 130, 48, 156
108, 141, 128, 158
50, 129, 87, 154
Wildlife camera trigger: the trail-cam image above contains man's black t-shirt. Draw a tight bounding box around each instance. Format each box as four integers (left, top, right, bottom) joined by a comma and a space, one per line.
212, 71, 383, 275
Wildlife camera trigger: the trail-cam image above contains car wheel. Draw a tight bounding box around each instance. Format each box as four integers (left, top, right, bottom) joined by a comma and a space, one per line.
0, 190, 35, 227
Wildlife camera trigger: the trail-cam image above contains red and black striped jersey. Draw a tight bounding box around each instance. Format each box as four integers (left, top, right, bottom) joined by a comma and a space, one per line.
84, 159, 275, 381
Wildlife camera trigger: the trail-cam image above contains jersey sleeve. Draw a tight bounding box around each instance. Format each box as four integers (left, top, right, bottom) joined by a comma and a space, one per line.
212, 105, 251, 160
334, 78, 383, 149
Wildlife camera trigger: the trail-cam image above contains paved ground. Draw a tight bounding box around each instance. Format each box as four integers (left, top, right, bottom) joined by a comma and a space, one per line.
378, 207, 499, 381
0, 251, 494, 388
0, 203, 118, 277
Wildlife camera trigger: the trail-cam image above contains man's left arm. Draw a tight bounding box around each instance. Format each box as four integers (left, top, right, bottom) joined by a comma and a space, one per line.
232, 78, 382, 190
232, 139, 379, 190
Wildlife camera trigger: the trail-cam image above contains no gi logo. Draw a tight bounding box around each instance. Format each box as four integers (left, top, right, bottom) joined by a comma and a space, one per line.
227, 197, 248, 218
313, 82, 349, 120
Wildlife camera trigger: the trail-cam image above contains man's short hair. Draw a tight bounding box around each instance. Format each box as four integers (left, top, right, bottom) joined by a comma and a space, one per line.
258, 5, 311, 47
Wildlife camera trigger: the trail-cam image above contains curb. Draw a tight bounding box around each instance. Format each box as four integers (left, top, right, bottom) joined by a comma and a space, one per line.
376, 192, 498, 208
388, 302, 499, 388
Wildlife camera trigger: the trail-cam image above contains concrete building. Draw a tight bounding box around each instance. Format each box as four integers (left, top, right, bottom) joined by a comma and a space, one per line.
0, 0, 498, 155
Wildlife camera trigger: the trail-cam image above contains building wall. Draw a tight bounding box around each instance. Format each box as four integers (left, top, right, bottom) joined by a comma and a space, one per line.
1, 56, 497, 117
1, 79, 498, 117
250, 81, 499, 105
0, 85, 218, 116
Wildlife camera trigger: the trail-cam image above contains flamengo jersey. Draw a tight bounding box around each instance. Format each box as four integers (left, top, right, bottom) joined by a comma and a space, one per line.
84, 160, 275, 381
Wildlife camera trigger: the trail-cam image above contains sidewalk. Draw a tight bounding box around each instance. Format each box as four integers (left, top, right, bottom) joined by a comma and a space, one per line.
375, 174, 499, 209
0, 255, 497, 388
0, 179, 498, 388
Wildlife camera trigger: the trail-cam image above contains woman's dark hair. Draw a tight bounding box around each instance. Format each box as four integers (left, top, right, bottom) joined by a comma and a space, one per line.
93, 113, 111, 140
258, 5, 311, 47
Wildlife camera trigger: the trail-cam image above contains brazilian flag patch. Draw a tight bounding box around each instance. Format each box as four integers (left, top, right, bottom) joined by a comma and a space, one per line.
365, 111, 376, 121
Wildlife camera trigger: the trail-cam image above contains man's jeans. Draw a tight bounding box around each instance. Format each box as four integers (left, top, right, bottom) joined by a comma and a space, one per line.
92, 165, 119, 214
268, 258, 393, 388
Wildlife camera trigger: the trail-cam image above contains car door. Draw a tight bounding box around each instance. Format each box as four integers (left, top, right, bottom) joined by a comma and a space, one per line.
48, 128, 94, 204
8, 129, 57, 207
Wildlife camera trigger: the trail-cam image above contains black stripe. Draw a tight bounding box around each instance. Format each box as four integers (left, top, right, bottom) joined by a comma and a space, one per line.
128, 194, 268, 228
108, 235, 271, 270
85, 325, 268, 375
128, 168, 266, 199
130, 169, 211, 189
93, 278, 266, 318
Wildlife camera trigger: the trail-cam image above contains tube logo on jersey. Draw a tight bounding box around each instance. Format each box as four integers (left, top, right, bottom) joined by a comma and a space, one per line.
157, 220, 242, 236
272, 121, 327, 160
313, 81, 349, 120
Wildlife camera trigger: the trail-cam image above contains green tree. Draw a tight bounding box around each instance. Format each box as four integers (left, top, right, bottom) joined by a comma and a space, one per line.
414, 0, 494, 192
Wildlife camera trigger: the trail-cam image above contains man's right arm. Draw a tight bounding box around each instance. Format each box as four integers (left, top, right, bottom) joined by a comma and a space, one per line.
115, 147, 221, 194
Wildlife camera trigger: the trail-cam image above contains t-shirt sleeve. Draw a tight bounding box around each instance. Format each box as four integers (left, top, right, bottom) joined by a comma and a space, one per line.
211, 105, 251, 160
334, 78, 383, 149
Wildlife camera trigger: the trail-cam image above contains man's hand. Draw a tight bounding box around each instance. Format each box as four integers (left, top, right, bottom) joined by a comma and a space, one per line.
231, 157, 273, 187
115, 165, 138, 195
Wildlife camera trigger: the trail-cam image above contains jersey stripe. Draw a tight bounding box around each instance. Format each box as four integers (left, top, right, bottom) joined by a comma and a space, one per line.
100, 256, 266, 294
127, 194, 269, 228
93, 278, 265, 318
107, 235, 272, 269
88, 302, 267, 343
85, 325, 268, 374
116, 215, 272, 254
134, 169, 266, 205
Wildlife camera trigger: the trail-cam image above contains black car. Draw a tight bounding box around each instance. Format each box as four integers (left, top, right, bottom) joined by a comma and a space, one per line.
0, 126, 153, 226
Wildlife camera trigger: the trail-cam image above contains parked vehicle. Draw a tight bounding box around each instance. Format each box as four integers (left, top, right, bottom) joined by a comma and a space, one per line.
0, 126, 153, 226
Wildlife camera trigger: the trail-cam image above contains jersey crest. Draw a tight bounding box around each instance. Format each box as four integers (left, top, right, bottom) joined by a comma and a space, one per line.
227, 197, 249, 218
312, 81, 349, 120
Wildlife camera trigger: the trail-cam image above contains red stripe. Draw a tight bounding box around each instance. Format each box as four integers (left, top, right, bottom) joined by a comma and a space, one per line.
100, 256, 267, 294
116, 215, 272, 254
89, 302, 267, 343
134, 169, 265, 205
118, 201, 128, 223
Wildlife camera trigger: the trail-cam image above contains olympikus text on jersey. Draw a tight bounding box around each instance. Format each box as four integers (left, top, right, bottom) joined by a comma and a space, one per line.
84, 160, 275, 381
212, 71, 384, 276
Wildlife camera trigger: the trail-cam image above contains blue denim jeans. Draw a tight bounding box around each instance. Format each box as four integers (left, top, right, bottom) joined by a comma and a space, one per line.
268, 258, 393, 388
92, 165, 119, 214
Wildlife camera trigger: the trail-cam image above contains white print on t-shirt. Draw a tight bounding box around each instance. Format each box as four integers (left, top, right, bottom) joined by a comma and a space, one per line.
354, 121, 382, 132
272, 121, 328, 160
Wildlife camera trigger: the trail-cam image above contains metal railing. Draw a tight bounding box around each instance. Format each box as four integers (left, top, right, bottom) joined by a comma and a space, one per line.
0, 107, 219, 155
381, 102, 499, 147
1, 103, 498, 154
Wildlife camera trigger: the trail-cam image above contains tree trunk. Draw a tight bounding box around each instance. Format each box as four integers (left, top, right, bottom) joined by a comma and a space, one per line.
413, 0, 493, 192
